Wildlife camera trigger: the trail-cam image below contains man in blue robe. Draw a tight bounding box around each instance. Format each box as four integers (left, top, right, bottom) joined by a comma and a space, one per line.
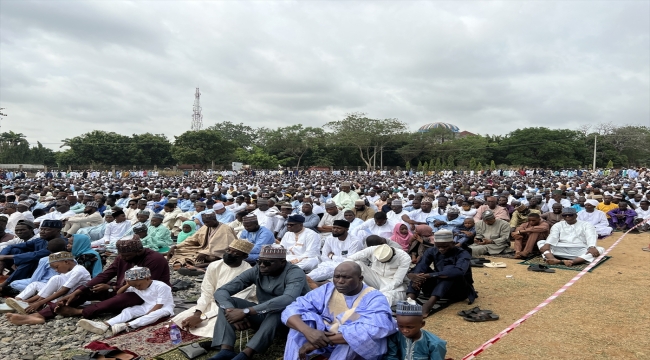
282, 262, 397, 360
239, 215, 275, 264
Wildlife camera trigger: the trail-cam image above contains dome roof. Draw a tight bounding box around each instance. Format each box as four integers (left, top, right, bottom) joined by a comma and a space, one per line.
418, 122, 460, 133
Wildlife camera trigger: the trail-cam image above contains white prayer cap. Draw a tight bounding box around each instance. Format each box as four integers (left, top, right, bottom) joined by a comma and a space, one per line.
373, 244, 393, 262
213, 203, 225, 210
585, 199, 599, 207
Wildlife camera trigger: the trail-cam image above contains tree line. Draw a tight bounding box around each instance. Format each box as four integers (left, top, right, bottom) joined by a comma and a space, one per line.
1, 114, 648, 170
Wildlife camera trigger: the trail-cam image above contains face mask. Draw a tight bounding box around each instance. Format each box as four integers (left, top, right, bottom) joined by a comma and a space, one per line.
222, 253, 240, 266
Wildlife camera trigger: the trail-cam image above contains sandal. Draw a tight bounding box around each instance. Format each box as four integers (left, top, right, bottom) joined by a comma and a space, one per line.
471, 258, 491, 263
463, 312, 500, 322
642, 246, 650, 252
470, 259, 485, 268
457, 306, 493, 317
527, 264, 556, 273
171, 280, 193, 292
484, 262, 507, 268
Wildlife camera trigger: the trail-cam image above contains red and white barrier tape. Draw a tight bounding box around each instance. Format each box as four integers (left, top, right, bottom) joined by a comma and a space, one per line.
462, 218, 650, 360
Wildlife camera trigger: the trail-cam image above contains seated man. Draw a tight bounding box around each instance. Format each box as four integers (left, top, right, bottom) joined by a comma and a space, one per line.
352, 211, 396, 239
512, 212, 550, 259
607, 202, 637, 231
634, 199, 650, 232
343, 210, 363, 231
209, 244, 310, 360
62, 201, 103, 235
452, 218, 475, 249
541, 203, 564, 228
353, 199, 375, 221
279, 215, 320, 272
306, 219, 363, 287
426, 207, 464, 232
8, 238, 67, 293
53, 237, 170, 320
145, 214, 173, 252
282, 262, 397, 360
317, 203, 345, 241
577, 200, 613, 237
77, 210, 114, 241
239, 214, 275, 264
468, 211, 511, 257
537, 208, 605, 267
345, 237, 411, 305
91, 209, 131, 247
473, 197, 509, 222
406, 230, 477, 317
0, 220, 64, 293
172, 239, 257, 337
168, 212, 238, 269
509, 204, 541, 232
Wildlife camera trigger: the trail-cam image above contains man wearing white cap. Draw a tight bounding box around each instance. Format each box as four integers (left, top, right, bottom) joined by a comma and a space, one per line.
213, 202, 235, 224
345, 236, 411, 305
577, 199, 613, 237
332, 182, 359, 211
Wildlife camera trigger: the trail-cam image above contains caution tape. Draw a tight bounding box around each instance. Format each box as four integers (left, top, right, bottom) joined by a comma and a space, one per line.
462, 218, 650, 360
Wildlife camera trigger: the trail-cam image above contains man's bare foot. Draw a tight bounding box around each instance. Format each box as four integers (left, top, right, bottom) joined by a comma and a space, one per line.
54, 305, 83, 317
562, 260, 574, 266
6, 313, 45, 325
514, 251, 522, 259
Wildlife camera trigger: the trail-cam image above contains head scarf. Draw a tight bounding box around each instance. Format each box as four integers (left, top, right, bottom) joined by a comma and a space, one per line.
71, 234, 102, 277
390, 223, 412, 252
177, 220, 197, 243
415, 225, 433, 238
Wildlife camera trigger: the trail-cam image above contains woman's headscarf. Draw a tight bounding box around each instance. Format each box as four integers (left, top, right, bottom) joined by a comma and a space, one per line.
71, 234, 102, 277
415, 225, 433, 237
390, 223, 412, 252
177, 220, 197, 243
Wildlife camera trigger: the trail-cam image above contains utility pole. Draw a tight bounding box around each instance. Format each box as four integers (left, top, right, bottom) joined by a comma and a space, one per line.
380, 145, 383, 170
373, 146, 376, 170
592, 135, 597, 171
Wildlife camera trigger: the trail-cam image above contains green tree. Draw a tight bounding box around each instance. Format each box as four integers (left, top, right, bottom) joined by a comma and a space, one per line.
172, 130, 236, 168
422, 161, 429, 173
129, 133, 173, 166
435, 158, 442, 172
499, 128, 588, 168
469, 158, 477, 171
476, 162, 483, 171
206, 121, 257, 148
60, 131, 132, 166
417, 160, 423, 172
607, 160, 613, 169
326, 113, 407, 170
447, 155, 455, 169
490, 160, 496, 171
259, 125, 325, 168
405, 161, 411, 171
0, 131, 30, 163
235, 146, 279, 169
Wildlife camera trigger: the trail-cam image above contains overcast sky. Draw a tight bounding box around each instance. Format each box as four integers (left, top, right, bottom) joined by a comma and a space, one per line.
1, 1, 649, 149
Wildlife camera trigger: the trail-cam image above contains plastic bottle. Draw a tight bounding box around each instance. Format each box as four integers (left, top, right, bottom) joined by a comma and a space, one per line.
169, 323, 182, 345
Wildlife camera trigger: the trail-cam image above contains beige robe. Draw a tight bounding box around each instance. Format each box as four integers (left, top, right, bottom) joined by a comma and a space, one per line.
162, 208, 182, 231
169, 223, 237, 266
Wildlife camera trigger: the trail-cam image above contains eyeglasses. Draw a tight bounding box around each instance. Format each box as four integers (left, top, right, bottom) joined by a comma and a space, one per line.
257, 259, 275, 267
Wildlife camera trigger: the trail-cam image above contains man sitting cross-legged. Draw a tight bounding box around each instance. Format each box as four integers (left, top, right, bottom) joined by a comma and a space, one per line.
406, 230, 477, 318
577, 200, 613, 237
512, 212, 550, 259
281, 262, 397, 360
537, 208, 605, 267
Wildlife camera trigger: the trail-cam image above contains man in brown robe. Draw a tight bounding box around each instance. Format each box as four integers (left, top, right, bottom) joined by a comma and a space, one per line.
168, 212, 237, 269
512, 212, 550, 259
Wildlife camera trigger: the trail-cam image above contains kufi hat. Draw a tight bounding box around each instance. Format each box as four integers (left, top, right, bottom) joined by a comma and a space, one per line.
138, 210, 151, 216
447, 207, 460, 214
333, 219, 350, 228
195, 201, 206, 207
395, 300, 423, 316
16, 220, 35, 229
112, 209, 125, 217
229, 239, 254, 254
562, 207, 577, 215
373, 244, 393, 262
354, 199, 365, 206
259, 244, 287, 259
242, 214, 258, 223
85, 201, 99, 208
133, 223, 148, 233
104, 209, 114, 216
280, 204, 293, 210
152, 213, 164, 220
56, 199, 70, 206
125, 266, 151, 281
4, 203, 16, 209
482, 210, 495, 220
48, 251, 74, 263
434, 229, 454, 243
391, 199, 403, 206
28, 194, 39, 200
213, 203, 225, 210
324, 202, 337, 209
592, 195, 603, 200
41, 219, 63, 229
585, 199, 599, 207
116, 236, 143, 253
257, 199, 268, 205
287, 215, 305, 223
341, 182, 351, 187
421, 197, 433, 204
201, 211, 217, 220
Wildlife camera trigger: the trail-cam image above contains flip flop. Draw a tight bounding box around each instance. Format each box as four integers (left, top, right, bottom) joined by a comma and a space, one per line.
471, 258, 491, 263
470, 259, 485, 268
457, 306, 493, 317
642, 247, 650, 252
484, 262, 507, 268
527, 264, 556, 273
463, 312, 500, 322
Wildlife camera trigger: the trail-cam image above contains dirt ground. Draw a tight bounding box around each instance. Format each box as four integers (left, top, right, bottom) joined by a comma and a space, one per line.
426, 231, 650, 360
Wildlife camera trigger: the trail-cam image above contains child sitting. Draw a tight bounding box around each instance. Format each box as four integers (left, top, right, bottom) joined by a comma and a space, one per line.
76, 266, 174, 335
384, 301, 447, 360
7, 238, 67, 293
5, 251, 91, 325
453, 217, 476, 250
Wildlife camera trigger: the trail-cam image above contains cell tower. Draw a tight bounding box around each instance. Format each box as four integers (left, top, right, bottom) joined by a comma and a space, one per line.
191, 88, 203, 131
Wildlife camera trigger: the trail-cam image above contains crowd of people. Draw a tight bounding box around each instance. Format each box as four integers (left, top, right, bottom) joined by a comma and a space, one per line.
0, 167, 649, 360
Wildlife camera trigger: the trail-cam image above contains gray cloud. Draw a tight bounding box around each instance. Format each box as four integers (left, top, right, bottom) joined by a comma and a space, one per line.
1, 1, 648, 149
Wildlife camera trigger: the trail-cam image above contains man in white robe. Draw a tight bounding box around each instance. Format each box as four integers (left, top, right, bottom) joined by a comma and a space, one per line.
331, 182, 359, 211
280, 215, 321, 272
386, 199, 409, 225
307, 219, 363, 285
317, 203, 345, 241
401, 197, 434, 231
352, 212, 397, 240
34, 200, 76, 228
90, 209, 132, 247
252, 199, 278, 231
172, 239, 256, 337
577, 199, 613, 237
538, 207, 604, 267
345, 236, 411, 306
62, 201, 103, 235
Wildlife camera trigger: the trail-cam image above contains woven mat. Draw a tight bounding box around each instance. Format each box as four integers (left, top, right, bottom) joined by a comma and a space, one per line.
85, 319, 203, 359
518, 255, 612, 272
152, 334, 286, 360
484, 253, 533, 260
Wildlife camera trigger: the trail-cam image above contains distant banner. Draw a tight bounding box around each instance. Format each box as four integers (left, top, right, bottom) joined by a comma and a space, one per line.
232, 162, 243, 171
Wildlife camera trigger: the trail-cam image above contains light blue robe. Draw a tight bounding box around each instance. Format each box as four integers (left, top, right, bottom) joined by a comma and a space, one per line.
425, 214, 464, 232
384, 330, 447, 360
9, 257, 56, 291
281, 283, 397, 360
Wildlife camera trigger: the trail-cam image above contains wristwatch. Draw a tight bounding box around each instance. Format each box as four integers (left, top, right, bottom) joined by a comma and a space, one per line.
242, 308, 250, 316
108, 287, 114, 293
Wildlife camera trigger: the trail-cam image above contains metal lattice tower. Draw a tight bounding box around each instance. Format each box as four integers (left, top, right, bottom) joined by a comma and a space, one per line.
191, 88, 203, 131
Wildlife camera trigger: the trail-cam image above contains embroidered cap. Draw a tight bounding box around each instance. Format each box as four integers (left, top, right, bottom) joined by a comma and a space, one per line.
242, 214, 258, 224
133, 223, 148, 233
116, 236, 143, 253
229, 239, 254, 254
48, 251, 74, 263
41, 219, 63, 229
482, 210, 495, 220
434, 229, 454, 243
421, 197, 433, 204
85, 201, 99, 208
287, 215, 305, 223
391, 199, 403, 206
125, 266, 151, 281
259, 244, 287, 259
332, 219, 350, 229
396, 300, 423, 316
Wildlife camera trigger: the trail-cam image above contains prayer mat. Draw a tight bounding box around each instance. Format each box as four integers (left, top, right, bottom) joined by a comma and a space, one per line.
152, 335, 286, 360
486, 252, 534, 260
518, 255, 612, 272
85, 319, 203, 359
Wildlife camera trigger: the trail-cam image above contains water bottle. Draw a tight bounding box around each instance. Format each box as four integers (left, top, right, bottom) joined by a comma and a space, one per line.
169, 323, 182, 345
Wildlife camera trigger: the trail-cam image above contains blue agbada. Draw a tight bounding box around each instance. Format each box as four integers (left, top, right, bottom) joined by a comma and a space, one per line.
0, 237, 54, 285
239, 226, 276, 261
281, 282, 397, 360
71, 234, 103, 277
384, 330, 447, 360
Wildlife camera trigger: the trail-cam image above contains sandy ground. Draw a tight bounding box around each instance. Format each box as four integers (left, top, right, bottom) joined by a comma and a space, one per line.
426, 231, 650, 360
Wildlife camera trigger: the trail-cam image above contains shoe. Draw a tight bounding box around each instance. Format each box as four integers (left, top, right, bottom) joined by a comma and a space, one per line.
5, 298, 29, 315
208, 349, 237, 360
111, 322, 129, 335
0, 303, 15, 313
77, 319, 109, 334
